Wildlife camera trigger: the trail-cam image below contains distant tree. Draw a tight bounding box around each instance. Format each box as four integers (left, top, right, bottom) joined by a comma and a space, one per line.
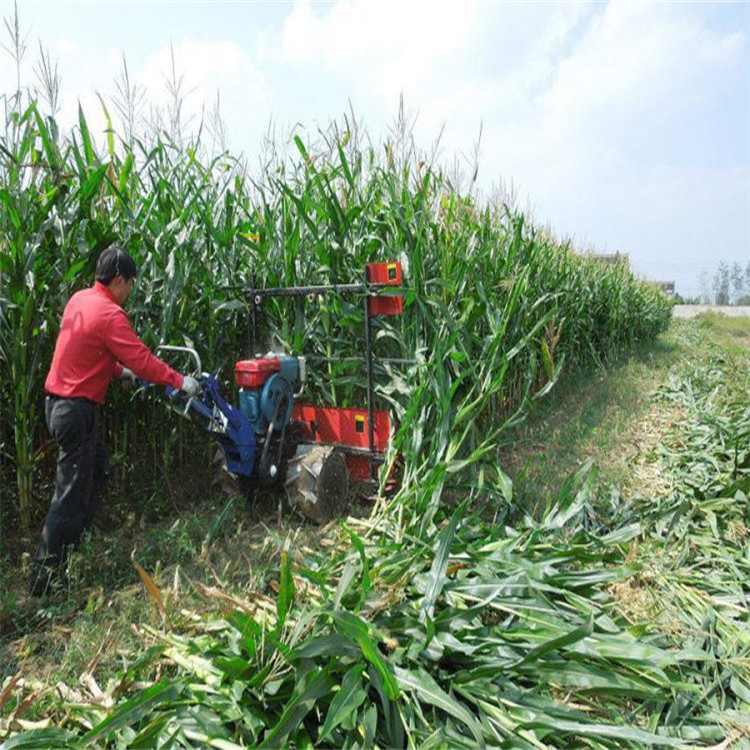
712, 262, 731, 305
699, 261, 750, 305
730, 262, 744, 304
674, 293, 701, 304
736, 261, 750, 305
698, 268, 711, 304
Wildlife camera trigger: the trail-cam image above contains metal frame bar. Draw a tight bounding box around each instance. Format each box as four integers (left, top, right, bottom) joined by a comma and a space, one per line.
247, 281, 403, 300
246, 272, 404, 478
363, 272, 376, 478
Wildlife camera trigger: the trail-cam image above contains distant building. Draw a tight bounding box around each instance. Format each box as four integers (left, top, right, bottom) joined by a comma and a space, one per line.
652, 281, 676, 297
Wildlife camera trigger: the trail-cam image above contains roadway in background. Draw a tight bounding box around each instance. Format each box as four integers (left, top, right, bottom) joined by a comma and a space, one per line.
672, 306, 750, 319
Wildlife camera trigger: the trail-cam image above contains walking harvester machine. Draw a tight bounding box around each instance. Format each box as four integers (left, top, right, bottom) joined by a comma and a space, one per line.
155, 262, 405, 523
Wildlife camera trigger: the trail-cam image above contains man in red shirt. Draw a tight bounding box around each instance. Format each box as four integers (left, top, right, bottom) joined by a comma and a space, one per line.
29, 247, 200, 596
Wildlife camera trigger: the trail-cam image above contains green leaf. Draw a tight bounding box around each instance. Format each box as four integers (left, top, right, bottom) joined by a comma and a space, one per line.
276, 549, 294, 636
345, 526, 371, 594
0, 728, 78, 750
96, 93, 116, 160
77, 104, 97, 166
81, 680, 183, 746
333, 611, 400, 700
395, 666, 485, 748
421, 501, 465, 621
318, 664, 367, 741
259, 669, 332, 749
513, 615, 594, 667
32, 105, 58, 170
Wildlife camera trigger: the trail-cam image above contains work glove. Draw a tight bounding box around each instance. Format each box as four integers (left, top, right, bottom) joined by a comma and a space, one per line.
181, 375, 200, 397
119, 367, 138, 388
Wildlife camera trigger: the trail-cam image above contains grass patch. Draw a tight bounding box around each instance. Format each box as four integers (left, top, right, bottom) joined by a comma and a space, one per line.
499, 315, 749, 515
694, 311, 750, 354
498, 328, 684, 511
0, 488, 329, 692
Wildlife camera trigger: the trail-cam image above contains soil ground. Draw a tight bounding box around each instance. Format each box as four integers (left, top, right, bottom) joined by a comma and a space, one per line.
1, 311, 748, 708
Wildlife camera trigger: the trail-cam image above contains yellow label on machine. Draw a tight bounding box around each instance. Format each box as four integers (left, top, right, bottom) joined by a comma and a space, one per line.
355, 415, 366, 433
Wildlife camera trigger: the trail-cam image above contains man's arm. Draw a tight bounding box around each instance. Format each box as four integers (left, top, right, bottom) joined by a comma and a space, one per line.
106, 309, 184, 390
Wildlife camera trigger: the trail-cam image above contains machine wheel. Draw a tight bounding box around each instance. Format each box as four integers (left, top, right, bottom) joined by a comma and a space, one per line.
285, 445, 349, 525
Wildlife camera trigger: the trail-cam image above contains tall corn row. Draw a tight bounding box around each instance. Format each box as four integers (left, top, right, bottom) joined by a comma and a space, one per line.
0, 100, 671, 528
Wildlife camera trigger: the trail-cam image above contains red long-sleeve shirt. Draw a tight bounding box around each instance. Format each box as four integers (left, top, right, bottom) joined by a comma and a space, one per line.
45, 282, 183, 404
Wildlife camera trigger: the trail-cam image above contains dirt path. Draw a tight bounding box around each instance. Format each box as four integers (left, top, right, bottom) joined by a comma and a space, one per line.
498, 317, 737, 511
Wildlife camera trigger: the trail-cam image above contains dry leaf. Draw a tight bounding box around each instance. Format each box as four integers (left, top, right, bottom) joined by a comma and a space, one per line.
0, 672, 22, 710
131, 550, 167, 619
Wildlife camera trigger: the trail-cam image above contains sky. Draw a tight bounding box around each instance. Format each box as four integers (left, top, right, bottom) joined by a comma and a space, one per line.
1, 0, 748, 297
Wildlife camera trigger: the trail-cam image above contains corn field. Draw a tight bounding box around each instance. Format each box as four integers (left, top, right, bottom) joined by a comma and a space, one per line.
0, 96, 670, 532
8, 76, 741, 748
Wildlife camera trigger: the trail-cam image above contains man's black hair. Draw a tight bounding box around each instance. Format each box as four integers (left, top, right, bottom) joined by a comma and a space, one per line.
95, 247, 137, 284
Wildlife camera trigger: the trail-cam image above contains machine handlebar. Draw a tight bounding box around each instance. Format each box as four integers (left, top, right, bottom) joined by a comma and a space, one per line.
156, 345, 203, 376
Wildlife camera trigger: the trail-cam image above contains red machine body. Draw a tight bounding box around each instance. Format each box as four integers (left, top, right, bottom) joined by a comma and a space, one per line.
292, 403, 392, 480
366, 261, 403, 317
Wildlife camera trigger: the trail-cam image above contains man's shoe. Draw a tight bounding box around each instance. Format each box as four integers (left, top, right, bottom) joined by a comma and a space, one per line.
28, 562, 66, 597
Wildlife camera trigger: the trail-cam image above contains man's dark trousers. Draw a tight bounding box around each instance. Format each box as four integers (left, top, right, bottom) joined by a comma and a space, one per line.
29, 396, 109, 595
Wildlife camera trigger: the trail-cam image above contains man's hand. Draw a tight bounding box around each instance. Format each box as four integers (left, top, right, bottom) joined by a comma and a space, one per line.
119, 367, 138, 388
181, 375, 200, 397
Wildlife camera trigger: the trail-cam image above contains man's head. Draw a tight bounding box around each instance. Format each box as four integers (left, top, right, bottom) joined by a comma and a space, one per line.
95, 247, 137, 305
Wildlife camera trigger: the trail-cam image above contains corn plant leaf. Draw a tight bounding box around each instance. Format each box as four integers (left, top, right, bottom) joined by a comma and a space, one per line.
96, 93, 116, 161
276, 549, 294, 636
31, 106, 58, 171
131, 554, 167, 618
333, 610, 400, 700
77, 104, 96, 166
520, 717, 684, 746
318, 663, 367, 741
0, 728, 79, 750
512, 615, 594, 666
201, 496, 234, 557
344, 526, 371, 594
333, 559, 357, 609
395, 666, 485, 748
420, 502, 465, 622
127, 714, 172, 750
80, 680, 182, 746
259, 669, 332, 749
295, 634, 361, 659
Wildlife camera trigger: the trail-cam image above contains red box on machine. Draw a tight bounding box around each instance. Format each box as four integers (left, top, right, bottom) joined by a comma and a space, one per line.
366, 261, 403, 317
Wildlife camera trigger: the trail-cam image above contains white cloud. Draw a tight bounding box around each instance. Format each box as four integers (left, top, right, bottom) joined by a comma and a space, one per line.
136, 38, 265, 112
54, 38, 76, 55
541, 3, 744, 134
275, 0, 480, 103
473, 3, 746, 203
